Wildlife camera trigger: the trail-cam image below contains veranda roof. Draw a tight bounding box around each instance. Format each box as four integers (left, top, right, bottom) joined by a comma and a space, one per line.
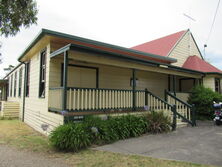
182, 55, 222, 74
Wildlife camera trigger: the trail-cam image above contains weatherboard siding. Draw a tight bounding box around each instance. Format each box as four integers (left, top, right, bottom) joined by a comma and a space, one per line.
169, 31, 202, 67
24, 44, 63, 135
49, 57, 132, 89
49, 57, 168, 99
136, 70, 168, 98
6, 64, 25, 119
203, 76, 215, 91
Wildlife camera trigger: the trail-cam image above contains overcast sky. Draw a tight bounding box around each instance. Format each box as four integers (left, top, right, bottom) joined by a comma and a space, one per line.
0, 0, 221, 78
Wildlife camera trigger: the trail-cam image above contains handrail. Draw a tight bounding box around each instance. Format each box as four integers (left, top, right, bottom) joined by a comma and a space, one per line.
165, 90, 196, 126
146, 89, 176, 130
49, 87, 63, 90
146, 89, 173, 108
50, 87, 147, 92
175, 111, 193, 125
66, 87, 133, 92
165, 90, 192, 108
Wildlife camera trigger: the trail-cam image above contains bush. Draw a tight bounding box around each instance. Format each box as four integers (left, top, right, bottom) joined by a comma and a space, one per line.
108, 115, 148, 139
49, 123, 91, 151
146, 111, 171, 133
84, 115, 147, 144
188, 85, 222, 119
49, 112, 171, 152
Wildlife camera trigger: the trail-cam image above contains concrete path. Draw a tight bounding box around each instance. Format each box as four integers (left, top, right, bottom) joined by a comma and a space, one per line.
0, 145, 69, 167
96, 121, 222, 166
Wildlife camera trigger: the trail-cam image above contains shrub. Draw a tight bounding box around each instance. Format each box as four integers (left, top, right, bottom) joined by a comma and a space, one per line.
108, 115, 148, 139
84, 114, 147, 144
188, 85, 222, 119
50, 112, 171, 152
146, 111, 171, 133
84, 115, 119, 144
49, 123, 91, 151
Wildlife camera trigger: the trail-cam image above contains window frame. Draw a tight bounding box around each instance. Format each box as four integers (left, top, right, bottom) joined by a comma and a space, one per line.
39, 49, 46, 98
10, 74, 13, 97
14, 71, 17, 97
18, 67, 23, 97
215, 78, 221, 93
25, 62, 30, 97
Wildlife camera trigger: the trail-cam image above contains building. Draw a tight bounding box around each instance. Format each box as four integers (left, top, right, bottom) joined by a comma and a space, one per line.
0, 29, 221, 135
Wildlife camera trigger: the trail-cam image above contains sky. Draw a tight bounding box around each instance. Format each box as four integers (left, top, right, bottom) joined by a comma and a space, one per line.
0, 0, 221, 78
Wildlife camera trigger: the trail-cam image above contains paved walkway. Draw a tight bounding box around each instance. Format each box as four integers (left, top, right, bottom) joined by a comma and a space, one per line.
96, 121, 222, 166
0, 145, 69, 167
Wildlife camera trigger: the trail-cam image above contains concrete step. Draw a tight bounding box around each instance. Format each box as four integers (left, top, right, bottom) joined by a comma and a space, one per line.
177, 122, 188, 128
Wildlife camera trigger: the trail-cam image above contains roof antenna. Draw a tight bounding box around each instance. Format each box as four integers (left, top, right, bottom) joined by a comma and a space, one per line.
183, 13, 196, 56
183, 13, 196, 30
203, 44, 207, 59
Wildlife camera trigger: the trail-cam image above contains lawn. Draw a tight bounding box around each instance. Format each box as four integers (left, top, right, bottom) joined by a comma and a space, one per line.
0, 120, 216, 167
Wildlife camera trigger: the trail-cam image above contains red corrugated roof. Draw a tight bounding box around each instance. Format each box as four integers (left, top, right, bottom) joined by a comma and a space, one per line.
131, 30, 187, 57
182, 55, 222, 73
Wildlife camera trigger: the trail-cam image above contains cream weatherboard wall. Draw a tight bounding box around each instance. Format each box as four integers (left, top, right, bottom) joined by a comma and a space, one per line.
49, 52, 169, 100
203, 76, 215, 91
23, 44, 63, 135
6, 64, 25, 119
169, 31, 202, 67
136, 70, 168, 98
202, 75, 222, 93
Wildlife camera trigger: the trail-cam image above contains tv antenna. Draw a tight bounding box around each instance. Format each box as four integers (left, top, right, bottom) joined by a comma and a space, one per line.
183, 13, 196, 29
183, 13, 196, 56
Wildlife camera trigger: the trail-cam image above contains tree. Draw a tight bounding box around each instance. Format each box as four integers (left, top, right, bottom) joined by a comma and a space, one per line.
0, 0, 38, 37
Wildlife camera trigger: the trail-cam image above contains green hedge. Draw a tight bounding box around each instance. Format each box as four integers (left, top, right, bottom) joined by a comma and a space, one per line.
188, 85, 222, 119
49, 112, 171, 152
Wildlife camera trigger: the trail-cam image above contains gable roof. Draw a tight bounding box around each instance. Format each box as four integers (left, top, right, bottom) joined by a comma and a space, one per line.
131, 30, 187, 57
182, 55, 222, 73
18, 29, 177, 64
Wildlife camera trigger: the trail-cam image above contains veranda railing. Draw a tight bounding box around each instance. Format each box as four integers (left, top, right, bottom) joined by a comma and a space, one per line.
49, 87, 178, 130
49, 87, 146, 112
165, 90, 196, 126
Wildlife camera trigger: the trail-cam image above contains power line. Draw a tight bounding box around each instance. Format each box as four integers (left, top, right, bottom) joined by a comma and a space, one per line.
206, 0, 221, 44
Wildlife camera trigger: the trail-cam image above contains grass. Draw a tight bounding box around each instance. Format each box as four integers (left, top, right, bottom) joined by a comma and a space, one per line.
0, 119, 216, 167
0, 119, 50, 152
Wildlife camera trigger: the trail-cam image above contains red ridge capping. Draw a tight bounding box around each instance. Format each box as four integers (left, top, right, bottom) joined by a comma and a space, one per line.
131, 30, 186, 57
182, 55, 222, 73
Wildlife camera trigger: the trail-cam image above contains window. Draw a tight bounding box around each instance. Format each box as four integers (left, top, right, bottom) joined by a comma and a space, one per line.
10, 74, 13, 97
14, 71, 17, 97
39, 50, 46, 98
8, 77, 10, 97
18, 67, 23, 97
215, 78, 221, 93
26, 62, 30, 97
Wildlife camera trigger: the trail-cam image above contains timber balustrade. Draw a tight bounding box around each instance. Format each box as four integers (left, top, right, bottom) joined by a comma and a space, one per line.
49, 87, 146, 112
165, 90, 196, 126
67, 87, 135, 111
145, 89, 177, 130
49, 87, 178, 130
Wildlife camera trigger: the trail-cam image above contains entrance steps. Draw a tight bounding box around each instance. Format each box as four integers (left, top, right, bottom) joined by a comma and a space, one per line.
0, 101, 20, 118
